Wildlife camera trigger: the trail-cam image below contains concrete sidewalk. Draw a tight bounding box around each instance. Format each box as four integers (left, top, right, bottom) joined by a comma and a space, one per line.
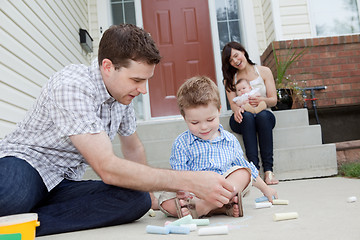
37, 177, 360, 240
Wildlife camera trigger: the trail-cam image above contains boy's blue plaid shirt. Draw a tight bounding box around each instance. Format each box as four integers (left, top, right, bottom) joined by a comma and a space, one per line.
170, 125, 259, 179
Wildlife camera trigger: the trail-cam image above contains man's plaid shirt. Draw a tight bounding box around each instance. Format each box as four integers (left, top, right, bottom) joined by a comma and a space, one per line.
0, 59, 136, 191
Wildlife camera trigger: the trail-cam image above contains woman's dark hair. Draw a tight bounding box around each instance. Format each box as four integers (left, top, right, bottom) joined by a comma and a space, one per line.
98, 24, 161, 69
221, 42, 255, 92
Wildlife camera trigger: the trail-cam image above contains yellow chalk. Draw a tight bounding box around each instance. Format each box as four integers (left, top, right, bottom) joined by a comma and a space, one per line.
273, 212, 298, 221
272, 199, 289, 205
148, 209, 156, 217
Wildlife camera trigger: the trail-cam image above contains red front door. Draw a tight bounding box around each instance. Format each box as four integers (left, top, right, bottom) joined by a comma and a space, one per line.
142, 0, 216, 117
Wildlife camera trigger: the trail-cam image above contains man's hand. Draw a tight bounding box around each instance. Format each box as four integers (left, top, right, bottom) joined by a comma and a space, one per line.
183, 171, 235, 208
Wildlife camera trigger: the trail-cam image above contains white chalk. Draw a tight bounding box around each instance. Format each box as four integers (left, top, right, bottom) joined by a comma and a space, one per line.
272, 199, 289, 205
198, 225, 229, 236
148, 209, 156, 217
347, 196, 357, 203
180, 223, 197, 231
169, 215, 193, 226
146, 225, 170, 234
166, 225, 190, 234
255, 202, 272, 209
273, 212, 299, 221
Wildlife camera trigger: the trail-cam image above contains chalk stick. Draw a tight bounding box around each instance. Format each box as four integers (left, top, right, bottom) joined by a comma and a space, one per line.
180, 223, 197, 231
347, 196, 357, 203
272, 199, 289, 205
148, 209, 156, 217
164, 221, 172, 226
169, 215, 193, 226
255, 196, 275, 203
146, 225, 170, 234
191, 218, 210, 226
166, 225, 190, 234
273, 212, 299, 221
198, 225, 229, 236
255, 202, 272, 209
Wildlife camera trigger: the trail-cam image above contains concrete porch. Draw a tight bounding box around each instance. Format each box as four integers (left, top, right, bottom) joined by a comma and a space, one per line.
84, 108, 338, 180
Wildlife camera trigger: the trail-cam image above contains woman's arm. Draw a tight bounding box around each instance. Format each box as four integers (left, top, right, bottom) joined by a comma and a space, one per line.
226, 90, 244, 123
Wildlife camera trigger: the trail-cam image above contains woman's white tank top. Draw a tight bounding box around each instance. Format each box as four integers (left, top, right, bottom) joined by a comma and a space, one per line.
234, 65, 267, 98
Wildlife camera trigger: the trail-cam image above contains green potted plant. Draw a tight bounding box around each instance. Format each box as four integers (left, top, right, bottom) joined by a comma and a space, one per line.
271, 41, 308, 110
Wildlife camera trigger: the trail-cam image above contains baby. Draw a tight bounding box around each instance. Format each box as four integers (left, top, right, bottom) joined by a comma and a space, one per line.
232, 78, 267, 114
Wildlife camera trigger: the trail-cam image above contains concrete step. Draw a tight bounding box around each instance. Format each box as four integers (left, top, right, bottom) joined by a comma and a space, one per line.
273, 125, 323, 148
273, 143, 338, 180
83, 108, 338, 181
273, 108, 309, 128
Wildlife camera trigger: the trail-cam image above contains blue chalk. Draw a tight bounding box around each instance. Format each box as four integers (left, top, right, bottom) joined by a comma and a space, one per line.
255, 196, 275, 203
166, 225, 190, 234
146, 225, 170, 235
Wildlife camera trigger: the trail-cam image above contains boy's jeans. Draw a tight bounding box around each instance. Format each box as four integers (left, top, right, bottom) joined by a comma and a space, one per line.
229, 110, 276, 172
0, 156, 150, 236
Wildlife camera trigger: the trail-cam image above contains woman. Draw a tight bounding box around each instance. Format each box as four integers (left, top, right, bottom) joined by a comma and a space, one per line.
221, 41, 279, 185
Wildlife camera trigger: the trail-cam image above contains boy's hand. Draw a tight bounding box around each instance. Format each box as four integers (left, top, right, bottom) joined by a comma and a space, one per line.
263, 186, 278, 203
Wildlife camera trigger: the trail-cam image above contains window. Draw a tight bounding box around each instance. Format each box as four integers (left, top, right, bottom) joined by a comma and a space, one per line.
111, 0, 136, 25
215, 0, 243, 110
215, 0, 242, 50
310, 0, 360, 36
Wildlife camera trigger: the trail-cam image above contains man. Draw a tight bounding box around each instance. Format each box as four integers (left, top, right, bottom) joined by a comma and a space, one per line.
0, 24, 234, 236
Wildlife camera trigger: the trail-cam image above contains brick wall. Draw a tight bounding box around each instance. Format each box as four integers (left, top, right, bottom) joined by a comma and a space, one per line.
260, 35, 360, 109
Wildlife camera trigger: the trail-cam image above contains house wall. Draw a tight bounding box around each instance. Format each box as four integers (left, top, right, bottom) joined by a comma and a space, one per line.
0, 0, 92, 139
260, 0, 276, 53
261, 35, 360, 108
255, 0, 312, 55
261, 35, 360, 142
278, 0, 311, 40
89, 0, 101, 57
253, 0, 267, 54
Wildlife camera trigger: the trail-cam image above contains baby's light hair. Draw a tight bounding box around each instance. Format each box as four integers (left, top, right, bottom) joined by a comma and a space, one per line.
177, 76, 221, 117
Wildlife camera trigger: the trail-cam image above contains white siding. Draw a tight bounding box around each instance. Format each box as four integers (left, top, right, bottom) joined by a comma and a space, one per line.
278, 0, 311, 40
261, 0, 276, 47
0, 0, 92, 139
253, 0, 268, 54
89, 0, 101, 57
253, 0, 312, 55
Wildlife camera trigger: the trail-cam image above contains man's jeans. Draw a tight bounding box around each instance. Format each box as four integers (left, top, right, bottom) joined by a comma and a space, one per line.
229, 110, 276, 172
0, 156, 151, 236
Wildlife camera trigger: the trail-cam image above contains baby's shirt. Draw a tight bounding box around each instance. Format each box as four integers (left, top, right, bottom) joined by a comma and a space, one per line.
233, 88, 261, 105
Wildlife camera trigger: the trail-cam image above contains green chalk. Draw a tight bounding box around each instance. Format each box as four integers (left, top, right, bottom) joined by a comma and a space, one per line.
169, 215, 193, 226
191, 218, 210, 226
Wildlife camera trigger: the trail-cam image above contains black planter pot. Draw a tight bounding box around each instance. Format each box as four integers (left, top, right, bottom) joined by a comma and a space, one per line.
271, 88, 293, 111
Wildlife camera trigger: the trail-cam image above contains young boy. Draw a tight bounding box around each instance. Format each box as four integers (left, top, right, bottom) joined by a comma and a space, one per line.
233, 78, 267, 114
158, 76, 277, 218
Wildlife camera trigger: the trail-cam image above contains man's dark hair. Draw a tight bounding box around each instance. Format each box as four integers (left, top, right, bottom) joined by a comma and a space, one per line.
98, 24, 161, 69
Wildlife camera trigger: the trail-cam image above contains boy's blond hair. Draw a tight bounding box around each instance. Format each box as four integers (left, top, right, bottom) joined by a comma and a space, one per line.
177, 76, 221, 117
